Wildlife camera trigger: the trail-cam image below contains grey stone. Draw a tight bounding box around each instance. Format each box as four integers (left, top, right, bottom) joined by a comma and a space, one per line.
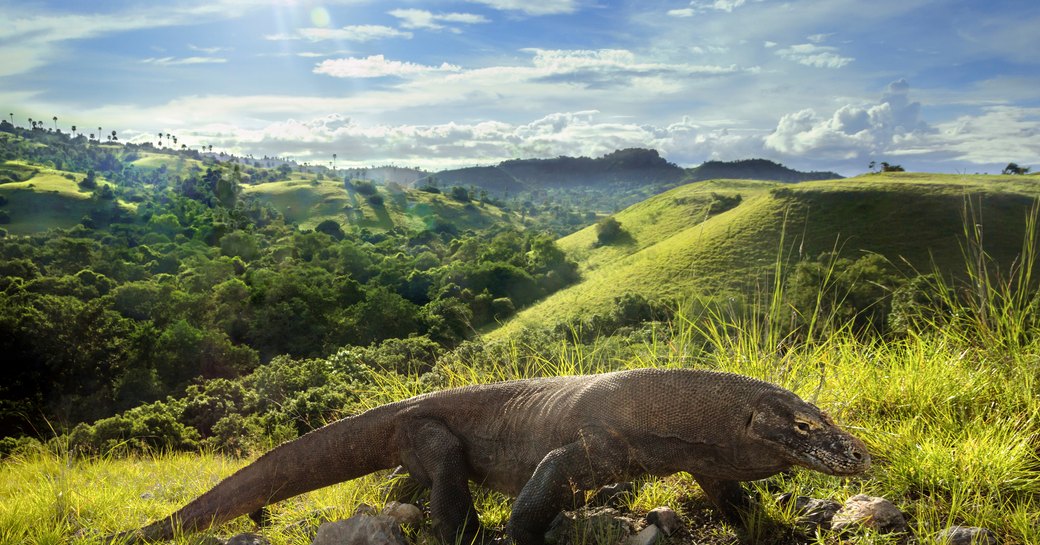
311, 515, 407, 545
936, 526, 998, 545
831, 494, 910, 535
776, 494, 842, 528
381, 501, 423, 526
627, 524, 662, 545
226, 533, 270, 545
645, 507, 681, 535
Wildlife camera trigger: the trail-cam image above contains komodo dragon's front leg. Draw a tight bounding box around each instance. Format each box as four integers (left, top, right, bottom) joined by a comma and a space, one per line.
508, 429, 633, 545
398, 419, 488, 544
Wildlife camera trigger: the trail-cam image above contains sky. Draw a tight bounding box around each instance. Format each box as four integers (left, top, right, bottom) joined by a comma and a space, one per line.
2, 0, 1039, 175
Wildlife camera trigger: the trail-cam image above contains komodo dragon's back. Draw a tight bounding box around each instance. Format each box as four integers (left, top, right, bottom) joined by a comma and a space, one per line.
110, 368, 870, 545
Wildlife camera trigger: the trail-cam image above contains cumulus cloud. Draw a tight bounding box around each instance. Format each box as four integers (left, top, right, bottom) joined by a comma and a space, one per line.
764, 79, 927, 159
298, 25, 413, 42
313, 55, 461, 78
775, 43, 854, 68
388, 8, 489, 30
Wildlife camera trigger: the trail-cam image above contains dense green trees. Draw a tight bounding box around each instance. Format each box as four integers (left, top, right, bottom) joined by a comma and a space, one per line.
0, 128, 582, 439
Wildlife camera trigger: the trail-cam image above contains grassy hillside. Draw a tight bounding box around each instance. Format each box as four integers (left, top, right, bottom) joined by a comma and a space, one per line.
129, 152, 202, 175
244, 177, 517, 232
0, 160, 132, 235
492, 173, 1040, 336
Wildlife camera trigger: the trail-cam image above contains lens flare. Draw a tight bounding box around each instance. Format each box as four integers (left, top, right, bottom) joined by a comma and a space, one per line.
310, 7, 331, 28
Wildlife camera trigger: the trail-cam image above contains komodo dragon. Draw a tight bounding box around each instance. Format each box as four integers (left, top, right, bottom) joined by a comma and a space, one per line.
110, 368, 870, 544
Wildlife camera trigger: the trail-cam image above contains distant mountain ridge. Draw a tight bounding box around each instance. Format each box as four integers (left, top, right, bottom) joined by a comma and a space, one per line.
415, 150, 841, 193
687, 159, 842, 183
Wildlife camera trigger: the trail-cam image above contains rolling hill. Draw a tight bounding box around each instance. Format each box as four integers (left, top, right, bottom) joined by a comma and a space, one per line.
243, 177, 518, 232
489, 172, 1040, 336
0, 160, 134, 235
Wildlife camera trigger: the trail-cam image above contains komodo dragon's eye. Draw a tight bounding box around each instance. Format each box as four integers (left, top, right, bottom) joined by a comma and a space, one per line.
794, 421, 811, 434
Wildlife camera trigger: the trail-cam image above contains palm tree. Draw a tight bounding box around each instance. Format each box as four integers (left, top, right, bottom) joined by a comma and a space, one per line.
98, 127, 102, 141
71, 125, 77, 137
28, 118, 33, 130
111, 129, 117, 142
7, 113, 12, 125
52, 116, 57, 131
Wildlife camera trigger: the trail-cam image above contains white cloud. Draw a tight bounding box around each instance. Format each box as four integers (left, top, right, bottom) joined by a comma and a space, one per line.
141, 56, 228, 65
264, 32, 299, 41
187, 44, 227, 54
313, 55, 461, 78
298, 25, 413, 42
764, 79, 926, 159
464, 0, 578, 15
388, 9, 489, 30
668, 8, 696, 17
776, 43, 854, 68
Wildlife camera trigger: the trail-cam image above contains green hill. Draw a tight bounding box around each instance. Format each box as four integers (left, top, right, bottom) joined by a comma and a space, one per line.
243, 177, 517, 232
490, 172, 1040, 336
0, 160, 133, 235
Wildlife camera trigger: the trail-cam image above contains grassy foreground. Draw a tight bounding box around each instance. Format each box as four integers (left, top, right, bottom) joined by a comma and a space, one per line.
4, 223, 1040, 544
4, 307, 1040, 544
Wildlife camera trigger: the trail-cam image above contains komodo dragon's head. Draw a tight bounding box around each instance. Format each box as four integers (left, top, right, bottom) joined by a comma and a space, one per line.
746, 389, 871, 476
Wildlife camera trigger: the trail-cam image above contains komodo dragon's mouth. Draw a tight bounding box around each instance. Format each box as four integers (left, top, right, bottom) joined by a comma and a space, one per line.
798, 442, 871, 475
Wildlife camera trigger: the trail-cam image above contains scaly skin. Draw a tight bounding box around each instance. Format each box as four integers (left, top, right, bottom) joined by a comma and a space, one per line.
109, 368, 870, 544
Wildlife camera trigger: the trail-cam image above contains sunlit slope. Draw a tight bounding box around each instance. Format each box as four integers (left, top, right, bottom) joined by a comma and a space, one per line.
0, 160, 132, 235
129, 153, 202, 174
491, 173, 1040, 336
244, 178, 516, 232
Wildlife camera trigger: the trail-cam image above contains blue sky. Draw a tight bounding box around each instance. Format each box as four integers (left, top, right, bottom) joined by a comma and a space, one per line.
2, 0, 1038, 175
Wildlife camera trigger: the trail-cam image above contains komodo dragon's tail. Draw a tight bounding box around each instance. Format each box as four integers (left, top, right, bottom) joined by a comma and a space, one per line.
112, 403, 402, 543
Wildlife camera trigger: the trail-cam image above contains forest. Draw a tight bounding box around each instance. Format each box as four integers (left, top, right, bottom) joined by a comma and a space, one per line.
0, 122, 582, 444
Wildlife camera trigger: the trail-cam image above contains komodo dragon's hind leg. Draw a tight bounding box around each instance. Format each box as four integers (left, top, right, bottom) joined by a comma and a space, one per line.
508, 429, 632, 545
399, 419, 489, 544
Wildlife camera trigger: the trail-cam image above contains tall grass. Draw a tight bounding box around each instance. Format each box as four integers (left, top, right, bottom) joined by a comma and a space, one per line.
3, 203, 1040, 544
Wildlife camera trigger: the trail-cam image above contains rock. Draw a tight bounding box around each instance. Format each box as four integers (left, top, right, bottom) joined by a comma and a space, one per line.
311, 515, 407, 545
775, 494, 842, 529
627, 524, 662, 545
226, 533, 270, 545
381, 501, 423, 526
353, 503, 378, 516
831, 494, 909, 535
935, 526, 998, 545
645, 507, 681, 536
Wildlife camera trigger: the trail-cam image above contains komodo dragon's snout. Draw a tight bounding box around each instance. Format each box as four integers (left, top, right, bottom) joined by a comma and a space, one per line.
746, 389, 871, 476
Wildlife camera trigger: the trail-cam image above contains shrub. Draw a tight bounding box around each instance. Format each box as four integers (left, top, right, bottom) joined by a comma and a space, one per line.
595, 216, 624, 245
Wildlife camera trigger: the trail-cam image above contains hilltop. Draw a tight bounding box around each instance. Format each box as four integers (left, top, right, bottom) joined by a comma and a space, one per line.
490, 172, 1040, 336
416, 148, 686, 193
686, 158, 841, 183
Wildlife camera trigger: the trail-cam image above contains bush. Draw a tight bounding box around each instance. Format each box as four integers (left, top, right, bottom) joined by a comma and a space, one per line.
595, 216, 624, 245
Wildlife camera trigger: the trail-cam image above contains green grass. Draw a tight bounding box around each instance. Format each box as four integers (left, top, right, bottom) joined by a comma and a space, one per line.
0, 160, 131, 235
5, 279, 1039, 544
128, 153, 202, 175
490, 173, 1040, 338
244, 177, 517, 232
